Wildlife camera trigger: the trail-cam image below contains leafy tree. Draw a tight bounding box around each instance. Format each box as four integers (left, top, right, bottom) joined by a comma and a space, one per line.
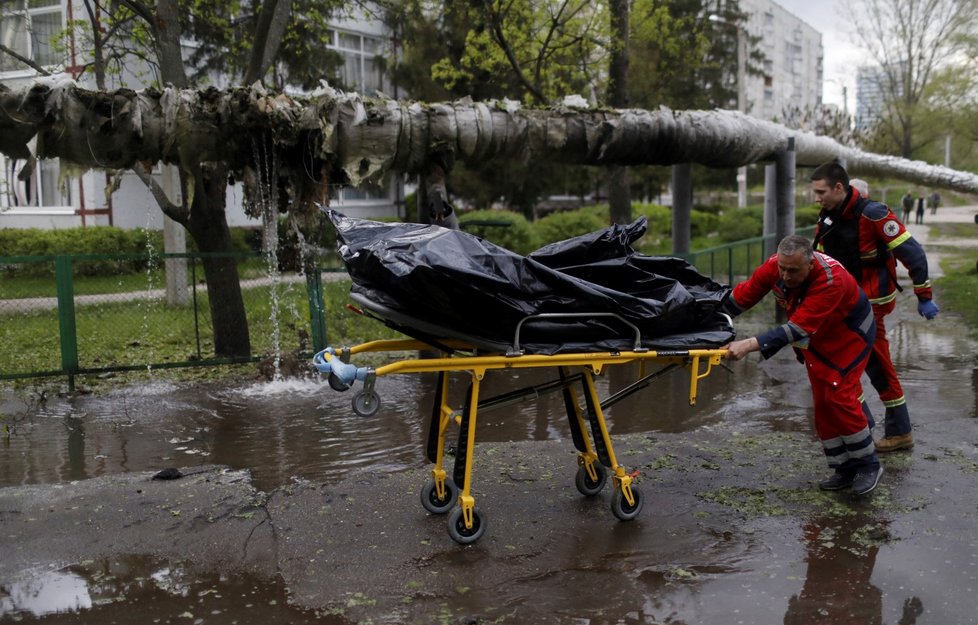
852, 0, 978, 158
387, 0, 759, 219
627, 0, 760, 112
0, 0, 346, 357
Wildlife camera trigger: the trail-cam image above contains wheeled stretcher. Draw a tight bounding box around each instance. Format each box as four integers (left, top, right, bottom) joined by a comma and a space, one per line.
315, 210, 735, 544
314, 297, 728, 544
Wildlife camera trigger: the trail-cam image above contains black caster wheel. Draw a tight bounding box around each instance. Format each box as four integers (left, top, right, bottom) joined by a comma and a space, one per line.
352, 390, 381, 416
328, 372, 350, 391
420, 478, 458, 514
575, 463, 608, 496
447, 507, 486, 544
610, 485, 644, 521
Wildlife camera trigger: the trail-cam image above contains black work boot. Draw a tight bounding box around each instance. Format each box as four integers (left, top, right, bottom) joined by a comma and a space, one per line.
851, 466, 884, 496
818, 471, 855, 491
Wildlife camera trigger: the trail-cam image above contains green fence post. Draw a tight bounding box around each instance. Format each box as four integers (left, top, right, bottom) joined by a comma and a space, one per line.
306, 269, 328, 352
55, 255, 79, 390
728, 247, 734, 287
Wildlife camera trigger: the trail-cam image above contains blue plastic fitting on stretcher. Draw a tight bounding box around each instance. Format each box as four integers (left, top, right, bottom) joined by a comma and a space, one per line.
314, 347, 381, 416
313, 348, 370, 386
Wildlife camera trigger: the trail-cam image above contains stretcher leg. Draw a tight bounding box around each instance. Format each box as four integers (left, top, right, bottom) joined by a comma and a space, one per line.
448, 375, 487, 544
581, 368, 644, 521
580, 369, 613, 468
420, 370, 459, 514
560, 367, 607, 496
560, 367, 589, 454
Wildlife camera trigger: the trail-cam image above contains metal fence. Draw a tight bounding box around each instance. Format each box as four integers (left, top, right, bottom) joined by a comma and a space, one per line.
683, 225, 817, 285
0, 228, 814, 386
0, 251, 339, 389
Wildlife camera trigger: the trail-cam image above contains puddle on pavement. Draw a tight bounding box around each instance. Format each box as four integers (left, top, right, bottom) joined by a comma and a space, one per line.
0, 554, 338, 623
1, 308, 976, 623
0, 359, 798, 493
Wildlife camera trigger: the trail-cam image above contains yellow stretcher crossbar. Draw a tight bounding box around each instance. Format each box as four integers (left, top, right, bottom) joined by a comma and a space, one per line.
322, 340, 726, 406
313, 339, 728, 545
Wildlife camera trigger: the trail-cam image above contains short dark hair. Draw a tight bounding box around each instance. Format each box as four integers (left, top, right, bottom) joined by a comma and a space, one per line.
810, 161, 849, 188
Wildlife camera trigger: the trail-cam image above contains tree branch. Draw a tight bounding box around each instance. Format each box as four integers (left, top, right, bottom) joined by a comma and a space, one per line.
132, 162, 190, 225
479, 0, 547, 104
0, 43, 52, 76
244, 0, 293, 84
114, 0, 155, 25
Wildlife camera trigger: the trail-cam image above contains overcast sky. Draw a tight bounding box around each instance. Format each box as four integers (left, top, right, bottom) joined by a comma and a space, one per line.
767, 0, 872, 111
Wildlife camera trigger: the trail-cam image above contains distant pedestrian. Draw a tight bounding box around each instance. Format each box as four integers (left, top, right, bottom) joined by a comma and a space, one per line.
901, 191, 913, 223
929, 191, 941, 215
915, 196, 925, 224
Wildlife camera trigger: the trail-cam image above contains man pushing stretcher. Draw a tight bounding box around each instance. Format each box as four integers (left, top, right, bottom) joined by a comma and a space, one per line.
722, 234, 883, 496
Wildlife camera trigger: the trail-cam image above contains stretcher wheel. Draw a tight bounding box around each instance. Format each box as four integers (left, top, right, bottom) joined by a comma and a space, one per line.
420, 478, 458, 514
328, 372, 350, 391
575, 464, 608, 496
352, 391, 381, 416
447, 507, 486, 544
610, 486, 644, 521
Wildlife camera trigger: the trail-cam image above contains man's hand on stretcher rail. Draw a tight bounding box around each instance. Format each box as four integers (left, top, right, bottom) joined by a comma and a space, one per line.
723, 337, 759, 361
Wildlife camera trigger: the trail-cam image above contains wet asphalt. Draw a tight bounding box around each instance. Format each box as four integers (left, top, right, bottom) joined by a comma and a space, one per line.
1, 205, 977, 624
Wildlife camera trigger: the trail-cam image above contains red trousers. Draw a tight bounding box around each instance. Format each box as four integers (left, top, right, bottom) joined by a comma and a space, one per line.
863, 300, 912, 437
805, 351, 878, 472
807, 358, 869, 440
865, 300, 904, 402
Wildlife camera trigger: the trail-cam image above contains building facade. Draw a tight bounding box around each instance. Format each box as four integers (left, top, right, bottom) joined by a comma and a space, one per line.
739, 0, 824, 121
0, 1, 401, 231
854, 64, 899, 131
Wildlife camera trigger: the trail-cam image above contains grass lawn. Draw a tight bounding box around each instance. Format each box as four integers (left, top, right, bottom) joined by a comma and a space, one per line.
0, 276, 402, 390
933, 246, 978, 338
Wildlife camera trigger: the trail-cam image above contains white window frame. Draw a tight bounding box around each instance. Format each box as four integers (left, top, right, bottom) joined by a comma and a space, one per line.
326, 28, 388, 96
0, 0, 65, 75
1, 154, 73, 212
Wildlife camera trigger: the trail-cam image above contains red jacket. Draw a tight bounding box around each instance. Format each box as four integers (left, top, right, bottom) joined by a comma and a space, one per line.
813, 188, 932, 306
726, 252, 875, 379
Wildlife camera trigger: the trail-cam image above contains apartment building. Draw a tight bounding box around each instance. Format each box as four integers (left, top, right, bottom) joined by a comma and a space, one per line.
738, 0, 824, 121
0, 1, 401, 230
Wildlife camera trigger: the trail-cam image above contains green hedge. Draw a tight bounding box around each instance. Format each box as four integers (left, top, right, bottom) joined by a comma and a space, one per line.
458, 209, 539, 255
0, 226, 164, 257
533, 210, 607, 246
0, 227, 167, 277
716, 208, 764, 242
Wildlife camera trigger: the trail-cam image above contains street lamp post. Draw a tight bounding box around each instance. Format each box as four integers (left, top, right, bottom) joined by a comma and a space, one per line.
710, 14, 748, 208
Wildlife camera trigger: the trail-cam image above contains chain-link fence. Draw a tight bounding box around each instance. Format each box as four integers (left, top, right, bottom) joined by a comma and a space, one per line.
0, 252, 340, 387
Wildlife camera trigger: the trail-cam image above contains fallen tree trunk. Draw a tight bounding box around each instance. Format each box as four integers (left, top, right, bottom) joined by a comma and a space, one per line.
2, 77, 977, 194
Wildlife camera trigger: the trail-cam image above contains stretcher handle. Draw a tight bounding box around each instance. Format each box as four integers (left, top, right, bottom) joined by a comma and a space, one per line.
509, 312, 645, 356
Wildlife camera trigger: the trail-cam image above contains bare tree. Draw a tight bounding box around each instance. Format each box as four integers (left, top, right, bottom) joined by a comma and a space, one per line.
853, 0, 978, 157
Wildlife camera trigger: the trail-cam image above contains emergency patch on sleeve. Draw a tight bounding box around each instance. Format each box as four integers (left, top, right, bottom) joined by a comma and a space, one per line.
882, 220, 901, 237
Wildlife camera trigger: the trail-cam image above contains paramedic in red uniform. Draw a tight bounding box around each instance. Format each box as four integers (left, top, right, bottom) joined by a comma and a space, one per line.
723, 235, 883, 495
810, 161, 937, 453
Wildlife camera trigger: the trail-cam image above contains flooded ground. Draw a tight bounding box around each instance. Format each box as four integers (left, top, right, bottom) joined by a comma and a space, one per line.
2, 212, 978, 623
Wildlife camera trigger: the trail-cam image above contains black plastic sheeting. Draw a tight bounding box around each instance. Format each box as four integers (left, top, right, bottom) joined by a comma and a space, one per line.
328, 210, 735, 355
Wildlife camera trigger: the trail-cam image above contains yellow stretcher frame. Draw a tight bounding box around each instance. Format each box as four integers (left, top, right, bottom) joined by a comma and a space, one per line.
314, 339, 727, 544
